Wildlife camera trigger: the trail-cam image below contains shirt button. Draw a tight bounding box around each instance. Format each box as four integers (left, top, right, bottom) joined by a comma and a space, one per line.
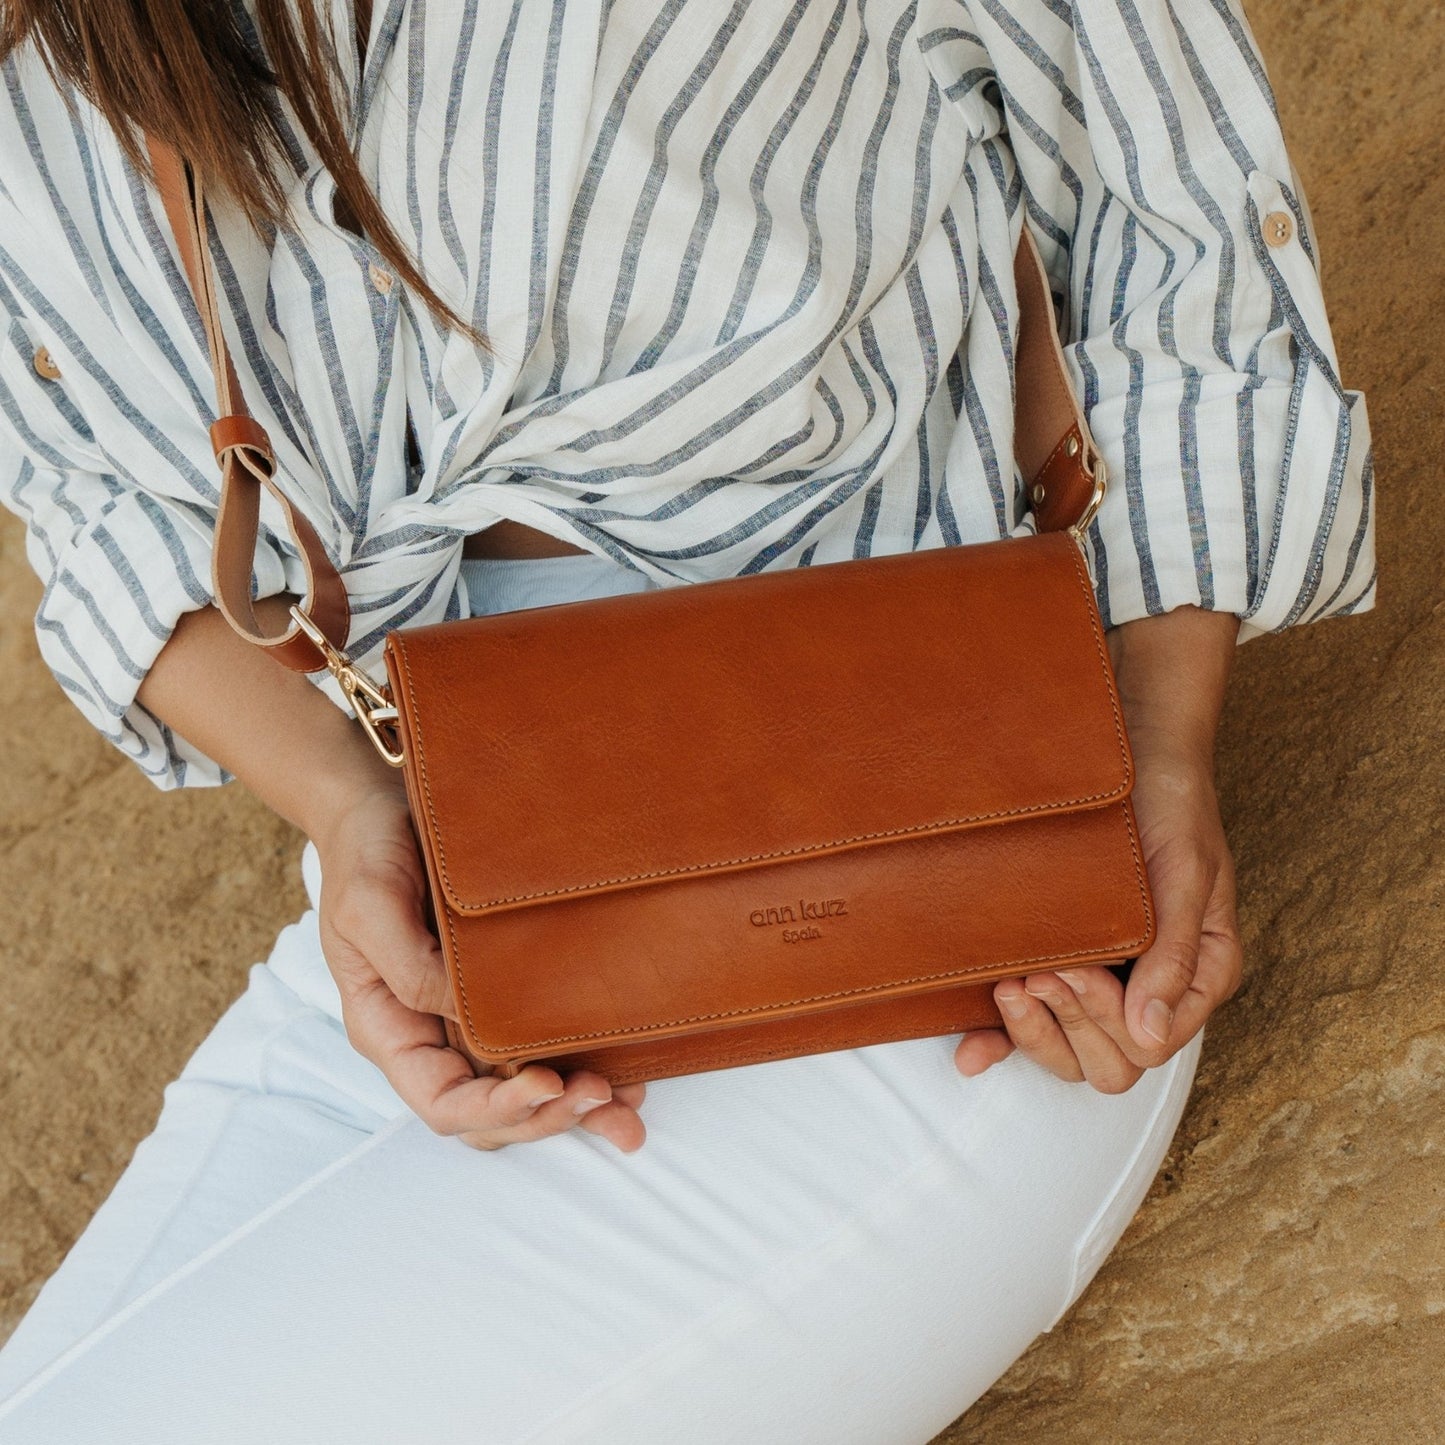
1263, 211, 1294, 247
367, 261, 394, 294
32, 345, 62, 380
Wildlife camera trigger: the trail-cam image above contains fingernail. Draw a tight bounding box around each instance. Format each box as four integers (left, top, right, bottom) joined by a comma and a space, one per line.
1000, 993, 1029, 1021
527, 1091, 564, 1110
1058, 971, 1086, 995
572, 1096, 609, 1117
1141, 999, 1173, 1045
1024, 981, 1061, 1005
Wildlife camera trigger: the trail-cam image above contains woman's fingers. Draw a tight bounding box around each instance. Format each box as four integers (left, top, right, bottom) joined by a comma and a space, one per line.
570, 1083, 649, 1153
344, 978, 646, 1152
997, 974, 1144, 1093
458, 1069, 643, 1152
1036, 968, 1147, 1092
1123, 835, 1242, 1063
1049, 962, 1154, 1067
326, 852, 455, 1020
966, 835, 1241, 1092
320, 853, 647, 1150
490, 1078, 648, 1153
953, 1027, 1015, 1077
337, 972, 503, 1133
363, 990, 647, 1151
989, 979, 1083, 1082
335, 941, 648, 1151
339, 961, 648, 1150
1157, 852, 1244, 1047
1122, 838, 1211, 1058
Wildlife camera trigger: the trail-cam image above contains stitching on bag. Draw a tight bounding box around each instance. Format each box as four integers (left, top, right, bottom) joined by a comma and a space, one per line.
566, 1021, 998, 1078
396, 545, 1136, 914
392, 633, 483, 1054
396, 552, 1155, 1056
459, 793, 1129, 909
450, 905, 1153, 1056
441, 872, 481, 1053
1066, 543, 1155, 939
1120, 783, 1154, 942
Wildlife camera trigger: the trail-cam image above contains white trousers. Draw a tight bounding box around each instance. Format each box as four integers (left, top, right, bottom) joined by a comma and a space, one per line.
0, 552, 1202, 1445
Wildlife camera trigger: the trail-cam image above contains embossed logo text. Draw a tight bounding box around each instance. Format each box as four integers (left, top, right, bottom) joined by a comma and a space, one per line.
748, 898, 848, 928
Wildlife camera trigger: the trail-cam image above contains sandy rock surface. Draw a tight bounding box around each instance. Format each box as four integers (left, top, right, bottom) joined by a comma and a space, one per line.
956, 1, 1445, 1437
1, 1, 1440, 1439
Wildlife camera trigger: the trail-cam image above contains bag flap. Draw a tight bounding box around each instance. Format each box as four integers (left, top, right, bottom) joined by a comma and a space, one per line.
384, 533, 1132, 917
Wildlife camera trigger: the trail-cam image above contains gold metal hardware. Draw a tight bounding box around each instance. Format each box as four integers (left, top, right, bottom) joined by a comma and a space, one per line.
1064, 433, 1080, 458
1067, 456, 1108, 548
289, 607, 405, 768
1030, 482, 1047, 506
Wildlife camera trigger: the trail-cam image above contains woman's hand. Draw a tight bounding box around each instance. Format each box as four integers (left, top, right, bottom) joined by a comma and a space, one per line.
311, 776, 649, 1153
953, 604, 1245, 1093
136, 596, 647, 1154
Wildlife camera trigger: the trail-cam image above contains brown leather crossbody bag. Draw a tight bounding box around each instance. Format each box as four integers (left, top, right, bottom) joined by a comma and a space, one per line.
142, 128, 1153, 1087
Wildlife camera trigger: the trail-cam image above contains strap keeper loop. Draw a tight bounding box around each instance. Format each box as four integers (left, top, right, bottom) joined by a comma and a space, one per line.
210, 414, 275, 473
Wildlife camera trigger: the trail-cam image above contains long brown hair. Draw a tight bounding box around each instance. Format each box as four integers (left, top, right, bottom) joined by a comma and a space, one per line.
0, 0, 488, 349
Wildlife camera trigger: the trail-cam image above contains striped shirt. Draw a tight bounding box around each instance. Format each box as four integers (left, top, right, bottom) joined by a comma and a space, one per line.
1, 0, 1375, 789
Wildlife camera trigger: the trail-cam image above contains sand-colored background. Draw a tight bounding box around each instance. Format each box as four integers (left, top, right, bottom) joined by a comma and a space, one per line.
2, 0, 1441, 1437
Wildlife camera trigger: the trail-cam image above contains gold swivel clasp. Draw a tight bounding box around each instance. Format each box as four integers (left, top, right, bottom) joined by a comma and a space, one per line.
289, 607, 406, 768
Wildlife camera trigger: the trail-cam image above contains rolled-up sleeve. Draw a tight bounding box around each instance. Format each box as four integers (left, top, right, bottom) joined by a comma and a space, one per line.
0, 300, 304, 789
981, 0, 1376, 638
5, 445, 231, 787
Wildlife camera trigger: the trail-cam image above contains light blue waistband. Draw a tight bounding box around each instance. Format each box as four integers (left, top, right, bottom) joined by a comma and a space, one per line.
459, 549, 656, 617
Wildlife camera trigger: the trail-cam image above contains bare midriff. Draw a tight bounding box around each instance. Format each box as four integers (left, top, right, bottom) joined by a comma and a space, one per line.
461, 519, 591, 560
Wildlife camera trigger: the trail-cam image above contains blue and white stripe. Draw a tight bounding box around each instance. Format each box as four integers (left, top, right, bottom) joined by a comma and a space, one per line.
0, 0, 1375, 788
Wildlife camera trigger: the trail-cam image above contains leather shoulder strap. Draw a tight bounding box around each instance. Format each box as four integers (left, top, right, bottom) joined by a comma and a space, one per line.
146, 135, 351, 672
146, 0, 1101, 675
1011, 231, 1106, 536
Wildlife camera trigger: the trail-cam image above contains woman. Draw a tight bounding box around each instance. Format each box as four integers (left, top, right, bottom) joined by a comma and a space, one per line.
0, 0, 1373, 1439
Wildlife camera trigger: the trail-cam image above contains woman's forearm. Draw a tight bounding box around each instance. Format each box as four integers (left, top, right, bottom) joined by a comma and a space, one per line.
1107, 605, 1242, 768
135, 596, 404, 845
